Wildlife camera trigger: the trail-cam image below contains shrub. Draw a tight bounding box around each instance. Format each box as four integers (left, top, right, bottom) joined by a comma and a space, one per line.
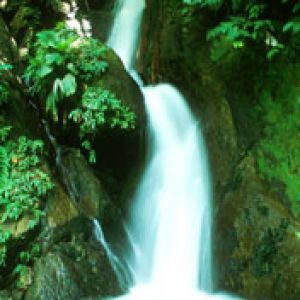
24, 23, 108, 121
0, 129, 53, 268
69, 87, 136, 163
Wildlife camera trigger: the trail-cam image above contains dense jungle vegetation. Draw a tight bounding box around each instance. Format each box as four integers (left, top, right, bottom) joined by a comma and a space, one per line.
0, 0, 299, 297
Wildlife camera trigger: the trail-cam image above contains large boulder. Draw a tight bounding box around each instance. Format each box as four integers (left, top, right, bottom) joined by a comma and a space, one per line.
55, 147, 110, 220
215, 155, 300, 299
25, 233, 121, 300
46, 182, 80, 229
0, 290, 23, 300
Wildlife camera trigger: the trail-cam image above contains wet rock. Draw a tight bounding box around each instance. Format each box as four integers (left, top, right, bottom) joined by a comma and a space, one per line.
57, 147, 110, 219
25, 237, 121, 300
46, 182, 79, 228
89, 9, 114, 42
0, 290, 24, 300
215, 155, 300, 299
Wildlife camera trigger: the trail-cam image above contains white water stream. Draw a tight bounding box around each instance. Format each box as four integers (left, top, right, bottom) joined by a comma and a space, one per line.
105, 0, 242, 299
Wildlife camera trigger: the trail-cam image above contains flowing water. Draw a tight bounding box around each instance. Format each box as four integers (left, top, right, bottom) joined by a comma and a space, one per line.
105, 0, 242, 299
107, 0, 145, 70
93, 219, 129, 290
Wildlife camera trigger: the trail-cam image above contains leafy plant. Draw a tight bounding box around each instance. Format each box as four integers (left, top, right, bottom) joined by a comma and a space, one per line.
0, 230, 11, 266
183, 0, 300, 60
69, 87, 136, 163
24, 22, 135, 158
13, 243, 41, 288
0, 136, 53, 224
256, 65, 300, 216
25, 23, 136, 164
13, 264, 32, 289
0, 146, 9, 192
24, 23, 108, 120
2, 0, 62, 13
0, 130, 53, 268
76, 39, 108, 81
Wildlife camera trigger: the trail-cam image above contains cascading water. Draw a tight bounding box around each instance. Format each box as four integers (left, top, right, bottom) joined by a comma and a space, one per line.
93, 219, 129, 291
107, 0, 145, 70
106, 0, 242, 299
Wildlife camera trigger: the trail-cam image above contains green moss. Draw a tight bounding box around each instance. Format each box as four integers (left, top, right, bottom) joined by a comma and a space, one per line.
256, 63, 300, 216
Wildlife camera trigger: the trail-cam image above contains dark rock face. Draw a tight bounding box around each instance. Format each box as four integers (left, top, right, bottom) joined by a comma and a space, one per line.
139, 1, 300, 299
25, 230, 121, 300
0, 290, 24, 300
215, 155, 300, 299
57, 147, 110, 219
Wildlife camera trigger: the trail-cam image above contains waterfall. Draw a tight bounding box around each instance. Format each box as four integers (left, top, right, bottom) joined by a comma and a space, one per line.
107, 0, 145, 70
105, 0, 242, 299
128, 85, 213, 291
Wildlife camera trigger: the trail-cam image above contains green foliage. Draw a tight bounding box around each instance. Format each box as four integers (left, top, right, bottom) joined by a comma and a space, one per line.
24, 23, 108, 121
0, 136, 53, 224
13, 264, 32, 289
0, 147, 9, 193
256, 66, 300, 216
13, 243, 41, 288
0, 130, 53, 268
0, 126, 12, 143
2, 0, 62, 12
0, 230, 11, 267
75, 39, 108, 81
1, 0, 62, 34
25, 23, 136, 163
183, 0, 300, 60
69, 87, 136, 163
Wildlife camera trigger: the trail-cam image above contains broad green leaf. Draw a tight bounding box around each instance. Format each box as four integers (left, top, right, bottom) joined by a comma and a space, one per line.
62, 73, 77, 97
0, 64, 13, 71
45, 53, 63, 65
283, 19, 300, 34
38, 65, 53, 78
